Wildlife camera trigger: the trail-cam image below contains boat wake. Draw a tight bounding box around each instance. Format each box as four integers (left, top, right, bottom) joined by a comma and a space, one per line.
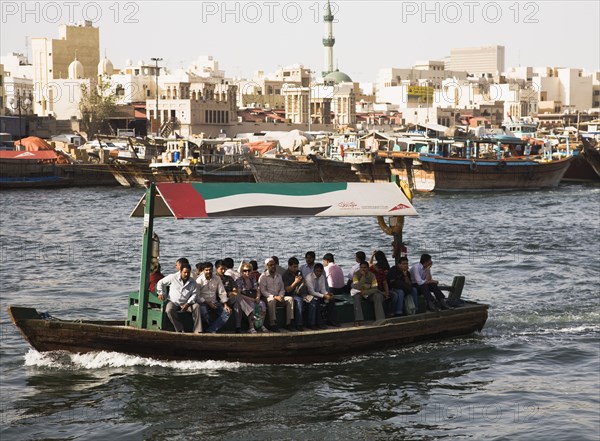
23, 349, 247, 371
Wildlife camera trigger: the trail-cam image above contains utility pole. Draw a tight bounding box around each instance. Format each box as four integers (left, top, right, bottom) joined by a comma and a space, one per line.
150, 57, 163, 137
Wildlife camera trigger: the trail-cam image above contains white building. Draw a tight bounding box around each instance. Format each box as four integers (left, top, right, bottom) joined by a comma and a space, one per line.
507, 66, 594, 112
438, 78, 538, 119
375, 61, 468, 106
49, 59, 90, 120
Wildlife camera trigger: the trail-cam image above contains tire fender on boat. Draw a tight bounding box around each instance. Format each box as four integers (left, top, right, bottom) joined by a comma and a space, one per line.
497, 161, 507, 170
469, 161, 478, 171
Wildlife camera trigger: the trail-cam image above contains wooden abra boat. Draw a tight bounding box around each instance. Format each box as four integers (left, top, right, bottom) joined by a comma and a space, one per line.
9, 303, 487, 364
9, 181, 488, 364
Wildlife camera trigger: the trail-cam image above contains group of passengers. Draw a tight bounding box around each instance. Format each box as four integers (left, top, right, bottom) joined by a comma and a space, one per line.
152, 250, 450, 333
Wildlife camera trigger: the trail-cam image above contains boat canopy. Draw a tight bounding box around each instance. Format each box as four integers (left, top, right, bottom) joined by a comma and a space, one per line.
131, 182, 417, 219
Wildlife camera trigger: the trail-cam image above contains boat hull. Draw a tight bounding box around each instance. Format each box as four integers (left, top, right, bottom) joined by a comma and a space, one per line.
419, 156, 572, 191
562, 153, 600, 182
310, 155, 391, 182
246, 155, 321, 182
9, 305, 488, 364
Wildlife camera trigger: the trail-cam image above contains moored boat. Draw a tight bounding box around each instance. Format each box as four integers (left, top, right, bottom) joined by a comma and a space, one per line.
418, 135, 572, 191
0, 149, 73, 189
580, 137, 600, 178
245, 154, 321, 182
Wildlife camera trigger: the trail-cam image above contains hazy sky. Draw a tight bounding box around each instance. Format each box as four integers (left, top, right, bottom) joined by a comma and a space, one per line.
1, 1, 598, 81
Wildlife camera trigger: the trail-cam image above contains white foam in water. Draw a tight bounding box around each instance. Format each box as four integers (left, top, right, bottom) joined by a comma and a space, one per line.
24, 349, 246, 371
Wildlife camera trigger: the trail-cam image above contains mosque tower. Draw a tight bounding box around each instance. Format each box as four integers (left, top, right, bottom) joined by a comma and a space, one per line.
322, 0, 335, 77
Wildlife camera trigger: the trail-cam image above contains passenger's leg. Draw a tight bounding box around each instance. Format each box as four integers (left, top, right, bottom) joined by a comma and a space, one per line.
267, 299, 277, 326
189, 303, 203, 333
417, 284, 437, 311
292, 296, 304, 328
352, 293, 364, 322
307, 299, 318, 327
284, 296, 294, 325
205, 303, 230, 333
393, 289, 405, 315
166, 301, 185, 332
372, 292, 386, 321
199, 303, 212, 328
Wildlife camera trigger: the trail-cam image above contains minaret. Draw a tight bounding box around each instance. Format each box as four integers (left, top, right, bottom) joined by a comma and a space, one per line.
322, 0, 335, 77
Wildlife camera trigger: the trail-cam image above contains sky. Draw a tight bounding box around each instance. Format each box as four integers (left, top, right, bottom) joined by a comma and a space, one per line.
1, 0, 598, 82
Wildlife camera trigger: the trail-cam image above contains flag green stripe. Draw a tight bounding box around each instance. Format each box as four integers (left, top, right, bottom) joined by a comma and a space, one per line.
189, 183, 348, 200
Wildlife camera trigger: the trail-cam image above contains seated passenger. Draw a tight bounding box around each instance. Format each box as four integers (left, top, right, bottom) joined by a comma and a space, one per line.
387, 256, 418, 315
195, 262, 231, 333
299, 251, 317, 278
236, 263, 268, 333
156, 262, 202, 333
351, 261, 385, 325
216, 259, 241, 333
323, 253, 346, 295
223, 257, 241, 281
369, 250, 393, 316
283, 256, 313, 331
248, 260, 261, 283
305, 263, 339, 328
346, 251, 366, 292
410, 253, 449, 311
259, 257, 293, 333
149, 259, 164, 293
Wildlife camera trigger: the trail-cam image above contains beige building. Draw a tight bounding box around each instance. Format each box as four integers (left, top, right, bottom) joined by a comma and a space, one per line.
237, 65, 311, 109
508, 66, 594, 112
447, 46, 505, 77
31, 21, 100, 116
146, 77, 237, 137
283, 84, 353, 127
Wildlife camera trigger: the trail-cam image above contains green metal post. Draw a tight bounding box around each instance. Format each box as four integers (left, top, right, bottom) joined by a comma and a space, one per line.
135, 182, 156, 328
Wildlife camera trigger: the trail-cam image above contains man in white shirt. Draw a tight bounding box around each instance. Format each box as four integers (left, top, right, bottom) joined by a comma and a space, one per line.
410, 253, 449, 311
196, 262, 232, 333
299, 251, 316, 278
305, 263, 339, 328
259, 257, 293, 332
157, 263, 202, 333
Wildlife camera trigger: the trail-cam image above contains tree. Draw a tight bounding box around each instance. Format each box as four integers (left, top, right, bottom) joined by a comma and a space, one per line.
79, 78, 116, 138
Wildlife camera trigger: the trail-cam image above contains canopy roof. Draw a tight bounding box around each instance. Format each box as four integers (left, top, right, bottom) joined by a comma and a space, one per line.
0, 150, 57, 160
131, 182, 417, 219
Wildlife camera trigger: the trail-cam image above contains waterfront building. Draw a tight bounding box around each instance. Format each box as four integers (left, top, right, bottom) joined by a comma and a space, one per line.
506, 66, 594, 113
31, 21, 100, 117
438, 77, 537, 121
145, 71, 238, 138
48, 58, 90, 121
375, 61, 468, 109
236, 65, 311, 109
446, 45, 505, 77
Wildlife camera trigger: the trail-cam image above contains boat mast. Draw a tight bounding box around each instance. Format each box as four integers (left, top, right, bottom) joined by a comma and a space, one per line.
134, 181, 156, 328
